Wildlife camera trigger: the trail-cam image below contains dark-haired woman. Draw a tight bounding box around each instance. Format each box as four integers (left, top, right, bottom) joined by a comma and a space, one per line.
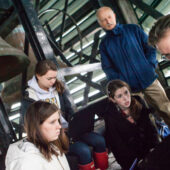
6, 101, 70, 170
104, 79, 159, 169
21, 59, 73, 128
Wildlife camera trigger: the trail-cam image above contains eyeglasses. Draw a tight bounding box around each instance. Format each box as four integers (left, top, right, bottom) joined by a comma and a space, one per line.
161, 54, 170, 60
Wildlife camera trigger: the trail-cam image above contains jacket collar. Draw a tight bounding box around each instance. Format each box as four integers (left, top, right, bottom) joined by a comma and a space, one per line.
106, 23, 122, 36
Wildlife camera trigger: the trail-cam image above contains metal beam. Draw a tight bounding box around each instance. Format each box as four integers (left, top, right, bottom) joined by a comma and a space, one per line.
63, 21, 99, 51
58, 63, 102, 76
138, 0, 162, 24
21, 35, 29, 95
81, 30, 101, 106
76, 92, 105, 107
59, 0, 69, 47
47, 34, 72, 67
11, 0, 56, 62
82, 72, 93, 107
70, 48, 90, 64
77, 75, 105, 94
67, 29, 101, 65
0, 8, 19, 38
11, 0, 78, 117
0, 97, 17, 142
58, 63, 104, 93
46, 30, 104, 93
69, 50, 100, 65
129, 0, 163, 19
116, 0, 138, 24
52, 1, 94, 38
0, 0, 12, 9
39, 8, 83, 56
34, 0, 41, 12
47, 32, 104, 93
39, 0, 49, 9
90, 30, 101, 62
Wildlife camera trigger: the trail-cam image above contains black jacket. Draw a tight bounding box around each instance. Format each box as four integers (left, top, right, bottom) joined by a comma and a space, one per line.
103, 96, 159, 169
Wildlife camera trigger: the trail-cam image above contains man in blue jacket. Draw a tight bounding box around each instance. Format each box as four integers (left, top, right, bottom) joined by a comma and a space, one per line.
96, 6, 170, 126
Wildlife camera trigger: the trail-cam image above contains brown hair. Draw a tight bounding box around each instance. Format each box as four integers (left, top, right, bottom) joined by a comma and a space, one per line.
35, 60, 64, 93
106, 79, 142, 120
24, 101, 69, 160
148, 14, 170, 47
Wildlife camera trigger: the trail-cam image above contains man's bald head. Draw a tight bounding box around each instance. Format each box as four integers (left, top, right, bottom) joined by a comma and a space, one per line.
96, 6, 116, 30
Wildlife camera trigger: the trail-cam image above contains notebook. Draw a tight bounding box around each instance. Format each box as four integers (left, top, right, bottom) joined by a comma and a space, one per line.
68, 109, 95, 142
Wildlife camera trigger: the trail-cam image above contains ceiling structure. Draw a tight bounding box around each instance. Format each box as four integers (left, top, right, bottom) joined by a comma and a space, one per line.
22, 0, 170, 107
0, 0, 170, 160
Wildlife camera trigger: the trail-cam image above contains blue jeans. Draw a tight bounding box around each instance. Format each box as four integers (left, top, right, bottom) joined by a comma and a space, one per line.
69, 132, 106, 164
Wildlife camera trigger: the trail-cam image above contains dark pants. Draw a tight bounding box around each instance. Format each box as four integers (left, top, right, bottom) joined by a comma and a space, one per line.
69, 132, 106, 164
138, 135, 170, 170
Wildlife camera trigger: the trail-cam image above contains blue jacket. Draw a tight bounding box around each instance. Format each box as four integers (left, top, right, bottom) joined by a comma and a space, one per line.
100, 24, 158, 92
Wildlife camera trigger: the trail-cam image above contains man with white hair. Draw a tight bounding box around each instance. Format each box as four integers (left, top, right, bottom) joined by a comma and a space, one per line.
97, 6, 170, 126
